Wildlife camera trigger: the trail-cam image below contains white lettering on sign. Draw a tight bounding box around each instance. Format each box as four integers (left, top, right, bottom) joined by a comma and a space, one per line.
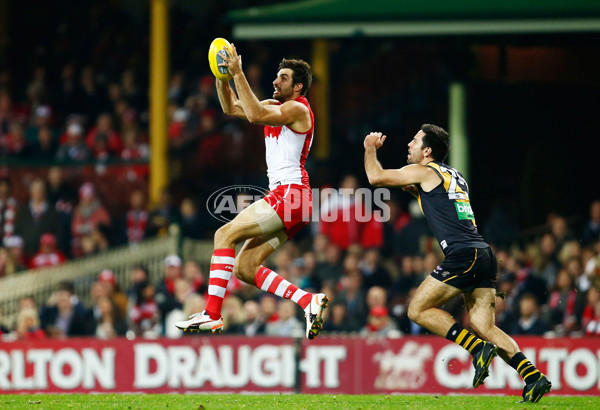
539, 348, 568, 390
434, 344, 472, 389
301, 346, 346, 388
82, 348, 115, 389
134, 343, 168, 389
134, 343, 299, 389
51, 348, 84, 390
0, 347, 114, 391
28, 349, 53, 389
564, 348, 598, 391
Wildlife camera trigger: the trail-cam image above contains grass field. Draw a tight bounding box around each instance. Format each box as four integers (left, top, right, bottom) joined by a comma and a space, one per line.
1, 394, 599, 409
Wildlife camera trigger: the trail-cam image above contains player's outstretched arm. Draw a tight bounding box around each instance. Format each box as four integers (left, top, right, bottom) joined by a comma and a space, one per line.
218, 44, 309, 128
216, 79, 246, 118
364, 132, 425, 187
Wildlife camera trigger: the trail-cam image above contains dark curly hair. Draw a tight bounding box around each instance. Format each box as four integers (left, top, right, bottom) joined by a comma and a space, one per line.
278, 58, 312, 96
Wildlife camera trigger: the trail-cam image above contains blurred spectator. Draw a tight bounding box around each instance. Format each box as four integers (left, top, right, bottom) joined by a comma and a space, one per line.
128, 280, 161, 338
366, 286, 387, 311
360, 306, 400, 337
14, 178, 62, 259
155, 254, 183, 328
168, 107, 196, 153
584, 299, 600, 336
514, 259, 548, 307
182, 260, 206, 295
55, 122, 91, 162
583, 241, 600, 291
582, 200, 600, 246
323, 301, 357, 333
30, 125, 58, 158
265, 300, 303, 337
12, 308, 46, 341
0, 236, 27, 275
242, 300, 266, 336
198, 110, 224, 170
71, 182, 111, 257
182, 294, 206, 325
259, 294, 279, 323
120, 128, 149, 180
5, 121, 32, 158
379, 198, 410, 259
40, 282, 90, 338
395, 199, 433, 257
168, 71, 187, 105
547, 270, 578, 333
97, 269, 128, 317
312, 233, 329, 262
179, 197, 206, 239
92, 295, 127, 339
360, 248, 391, 291
509, 293, 550, 336
0, 176, 18, 240
320, 174, 364, 250
46, 166, 76, 208
119, 189, 148, 245
313, 243, 343, 289
46, 167, 74, 257
164, 278, 193, 338
86, 113, 122, 157
222, 296, 245, 334
535, 233, 561, 288
581, 287, 600, 330
146, 187, 180, 237
127, 264, 150, 302
549, 215, 575, 251
28, 233, 66, 269
337, 265, 368, 326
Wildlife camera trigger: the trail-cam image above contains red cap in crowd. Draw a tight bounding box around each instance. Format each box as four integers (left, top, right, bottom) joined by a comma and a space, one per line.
98, 269, 116, 286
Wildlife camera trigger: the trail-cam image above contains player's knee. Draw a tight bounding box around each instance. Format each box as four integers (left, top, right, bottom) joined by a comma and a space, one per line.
407, 302, 422, 324
214, 223, 237, 247
234, 256, 259, 284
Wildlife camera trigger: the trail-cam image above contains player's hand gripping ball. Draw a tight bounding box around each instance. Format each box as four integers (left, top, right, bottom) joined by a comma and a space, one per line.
208, 37, 233, 81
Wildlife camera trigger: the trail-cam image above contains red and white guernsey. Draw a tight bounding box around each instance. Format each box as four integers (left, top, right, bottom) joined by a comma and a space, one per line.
263, 96, 314, 190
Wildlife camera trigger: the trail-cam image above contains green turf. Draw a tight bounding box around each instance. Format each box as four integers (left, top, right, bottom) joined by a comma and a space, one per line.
0, 394, 598, 409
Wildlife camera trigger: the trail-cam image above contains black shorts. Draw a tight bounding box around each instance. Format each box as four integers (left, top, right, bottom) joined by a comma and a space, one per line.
431, 247, 497, 292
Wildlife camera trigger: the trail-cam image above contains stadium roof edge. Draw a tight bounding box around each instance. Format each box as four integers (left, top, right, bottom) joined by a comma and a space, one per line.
225, 0, 600, 38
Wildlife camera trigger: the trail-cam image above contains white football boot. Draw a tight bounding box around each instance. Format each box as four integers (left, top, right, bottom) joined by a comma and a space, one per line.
304, 293, 328, 339
175, 310, 224, 334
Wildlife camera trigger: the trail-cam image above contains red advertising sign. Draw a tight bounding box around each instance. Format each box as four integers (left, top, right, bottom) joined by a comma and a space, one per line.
0, 336, 598, 395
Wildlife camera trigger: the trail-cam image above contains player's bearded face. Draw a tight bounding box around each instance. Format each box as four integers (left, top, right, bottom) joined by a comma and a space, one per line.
407, 131, 425, 164
273, 69, 295, 102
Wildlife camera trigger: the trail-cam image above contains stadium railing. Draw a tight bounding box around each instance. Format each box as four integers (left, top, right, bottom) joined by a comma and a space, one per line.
0, 225, 204, 329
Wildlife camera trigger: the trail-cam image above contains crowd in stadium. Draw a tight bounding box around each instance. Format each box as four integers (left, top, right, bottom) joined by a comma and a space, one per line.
1, 178, 600, 340
1, 2, 600, 340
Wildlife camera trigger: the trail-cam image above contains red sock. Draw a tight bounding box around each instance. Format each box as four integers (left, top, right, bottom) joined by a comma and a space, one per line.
254, 267, 312, 309
205, 248, 235, 319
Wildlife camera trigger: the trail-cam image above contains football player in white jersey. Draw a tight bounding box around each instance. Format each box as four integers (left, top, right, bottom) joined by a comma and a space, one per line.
176, 44, 328, 339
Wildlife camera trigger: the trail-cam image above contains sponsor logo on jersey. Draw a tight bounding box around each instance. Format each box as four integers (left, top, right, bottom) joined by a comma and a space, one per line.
455, 202, 475, 220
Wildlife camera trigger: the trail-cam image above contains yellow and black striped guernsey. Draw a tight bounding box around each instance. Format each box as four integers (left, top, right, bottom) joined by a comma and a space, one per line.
416, 161, 487, 255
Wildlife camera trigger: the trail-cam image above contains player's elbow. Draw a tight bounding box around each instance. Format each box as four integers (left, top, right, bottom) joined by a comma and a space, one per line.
367, 174, 384, 187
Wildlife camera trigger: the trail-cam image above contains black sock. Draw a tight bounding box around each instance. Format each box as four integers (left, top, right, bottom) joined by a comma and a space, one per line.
445, 323, 484, 355
510, 352, 540, 384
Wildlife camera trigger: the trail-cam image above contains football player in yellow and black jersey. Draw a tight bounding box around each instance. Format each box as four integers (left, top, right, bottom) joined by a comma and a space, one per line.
364, 124, 551, 403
